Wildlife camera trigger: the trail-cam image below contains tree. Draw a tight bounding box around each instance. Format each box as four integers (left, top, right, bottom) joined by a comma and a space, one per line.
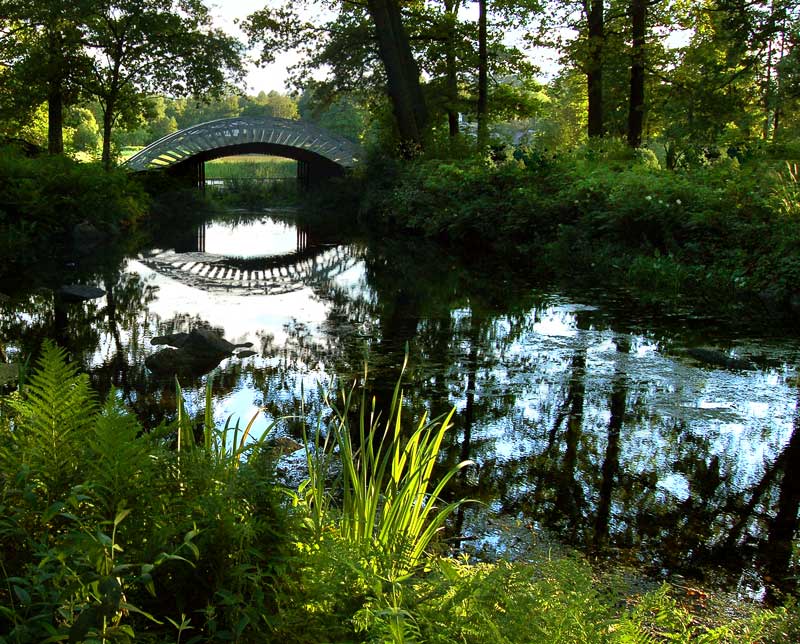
81, 0, 243, 167
0, 0, 93, 153
366, 0, 428, 149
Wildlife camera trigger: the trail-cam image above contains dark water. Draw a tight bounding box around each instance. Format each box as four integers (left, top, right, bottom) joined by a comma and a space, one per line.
1, 206, 798, 599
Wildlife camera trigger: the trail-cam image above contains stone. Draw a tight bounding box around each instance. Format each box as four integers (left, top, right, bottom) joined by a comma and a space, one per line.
57, 284, 106, 302
151, 332, 190, 347
181, 327, 237, 358
145, 347, 225, 378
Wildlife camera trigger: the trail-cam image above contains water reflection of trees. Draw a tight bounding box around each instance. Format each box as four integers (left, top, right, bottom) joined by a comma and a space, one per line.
2, 222, 797, 596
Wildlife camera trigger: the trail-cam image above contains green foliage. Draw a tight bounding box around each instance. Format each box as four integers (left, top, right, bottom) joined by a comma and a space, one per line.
773, 162, 800, 218
1, 343, 795, 643
0, 342, 290, 642
299, 364, 473, 578
204, 156, 297, 180
366, 146, 800, 308
0, 146, 148, 271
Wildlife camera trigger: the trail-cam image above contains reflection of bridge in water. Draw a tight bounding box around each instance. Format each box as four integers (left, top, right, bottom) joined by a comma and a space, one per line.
139, 225, 363, 295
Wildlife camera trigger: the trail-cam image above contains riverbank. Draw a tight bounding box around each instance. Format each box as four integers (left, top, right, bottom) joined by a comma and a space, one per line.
1, 343, 797, 643
361, 143, 800, 320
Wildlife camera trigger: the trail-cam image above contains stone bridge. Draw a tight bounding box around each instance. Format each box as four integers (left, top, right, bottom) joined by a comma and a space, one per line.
123, 116, 362, 187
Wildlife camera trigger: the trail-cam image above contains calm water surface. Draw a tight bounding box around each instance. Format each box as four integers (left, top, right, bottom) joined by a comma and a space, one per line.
2, 207, 798, 598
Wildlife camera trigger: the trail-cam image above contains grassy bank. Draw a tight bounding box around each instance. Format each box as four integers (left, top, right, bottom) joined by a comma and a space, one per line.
204, 155, 297, 180
362, 143, 800, 317
1, 344, 797, 643
0, 145, 148, 276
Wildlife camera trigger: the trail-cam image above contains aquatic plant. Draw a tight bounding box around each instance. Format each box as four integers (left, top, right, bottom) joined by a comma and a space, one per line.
300, 361, 474, 577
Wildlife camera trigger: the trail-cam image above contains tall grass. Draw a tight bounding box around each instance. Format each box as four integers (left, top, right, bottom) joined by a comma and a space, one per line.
302, 362, 474, 578
775, 162, 800, 217
205, 155, 297, 180
174, 373, 276, 477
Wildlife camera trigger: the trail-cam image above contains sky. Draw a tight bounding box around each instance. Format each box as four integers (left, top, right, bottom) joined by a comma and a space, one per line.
208, 0, 298, 94
208, 0, 559, 96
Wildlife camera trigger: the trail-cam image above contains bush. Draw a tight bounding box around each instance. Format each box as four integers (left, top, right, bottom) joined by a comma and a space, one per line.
0, 146, 148, 269
363, 145, 800, 309
0, 342, 290, 642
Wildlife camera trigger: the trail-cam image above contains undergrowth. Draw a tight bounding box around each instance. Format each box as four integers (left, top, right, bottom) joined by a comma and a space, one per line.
1, 343, 797, 642
364, 143, 800, 313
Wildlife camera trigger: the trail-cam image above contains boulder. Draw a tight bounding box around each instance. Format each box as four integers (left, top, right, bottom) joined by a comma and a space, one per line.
151, 332, 190, 347
182, 327, 237, 358
145, 328, 251, 377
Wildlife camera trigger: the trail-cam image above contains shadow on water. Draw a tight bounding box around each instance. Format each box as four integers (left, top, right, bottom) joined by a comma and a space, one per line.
0, 200, 798, 601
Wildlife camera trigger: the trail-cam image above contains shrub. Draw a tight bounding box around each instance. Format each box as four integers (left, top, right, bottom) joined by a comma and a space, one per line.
0, 342, 290, 642
0, 146, 148, 270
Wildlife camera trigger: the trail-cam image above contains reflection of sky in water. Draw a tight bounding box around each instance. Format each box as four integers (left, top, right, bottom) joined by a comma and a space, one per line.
203, 219, 297, 258
47, 213, 797, 580
127, 260, 331, 346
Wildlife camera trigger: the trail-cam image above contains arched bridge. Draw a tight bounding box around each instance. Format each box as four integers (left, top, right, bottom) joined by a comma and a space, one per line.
123, 116, 362, 187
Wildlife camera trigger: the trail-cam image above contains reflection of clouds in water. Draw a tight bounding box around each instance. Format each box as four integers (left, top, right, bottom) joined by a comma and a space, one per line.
204, 219, 297, 258
126, 260, 330, 346
656, 472, 691, 502
532, 309, 578, 337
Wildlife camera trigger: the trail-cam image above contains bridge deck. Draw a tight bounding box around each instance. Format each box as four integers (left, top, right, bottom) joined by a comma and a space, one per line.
124, 117, 362, 172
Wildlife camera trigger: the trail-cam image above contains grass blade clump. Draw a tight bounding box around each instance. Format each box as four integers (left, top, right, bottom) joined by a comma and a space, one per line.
306, 362, 474, 577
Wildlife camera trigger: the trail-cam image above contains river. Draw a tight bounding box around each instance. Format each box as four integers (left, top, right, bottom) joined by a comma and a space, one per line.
1, 204, 798, 600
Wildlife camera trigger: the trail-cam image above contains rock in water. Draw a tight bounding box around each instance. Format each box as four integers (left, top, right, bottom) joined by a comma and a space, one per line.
181, 328, 237, 358
57, 284, 106, 302
151, 332, 190, 347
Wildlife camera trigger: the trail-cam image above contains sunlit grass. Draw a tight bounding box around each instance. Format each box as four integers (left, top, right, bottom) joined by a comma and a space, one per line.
205, 155, 297, 179
300, 360, 474, 579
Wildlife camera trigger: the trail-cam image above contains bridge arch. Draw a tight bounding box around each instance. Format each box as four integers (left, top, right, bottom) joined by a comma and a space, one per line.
123, 116, 362, 187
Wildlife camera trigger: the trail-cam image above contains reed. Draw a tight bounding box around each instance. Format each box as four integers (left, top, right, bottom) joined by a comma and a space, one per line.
305, 361, 474, 577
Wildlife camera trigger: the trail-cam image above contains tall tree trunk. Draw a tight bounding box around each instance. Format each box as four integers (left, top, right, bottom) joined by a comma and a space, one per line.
627, 0, 646, 148
586, 0, 604, 138
763, 37, 774, 140
47, 81, 64, 155
445, 0, 459, 137
477, 0, 489, 147
367, 0, 428, 152
102, 103, 115, 170
46, 27, 65, 154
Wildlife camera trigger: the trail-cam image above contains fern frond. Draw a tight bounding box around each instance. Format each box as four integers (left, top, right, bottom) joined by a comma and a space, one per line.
88, 392, 150, 513
8, 341, 99, 499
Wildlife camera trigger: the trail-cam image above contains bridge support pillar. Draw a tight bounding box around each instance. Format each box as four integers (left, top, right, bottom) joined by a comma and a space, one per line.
297, 160, 309, 190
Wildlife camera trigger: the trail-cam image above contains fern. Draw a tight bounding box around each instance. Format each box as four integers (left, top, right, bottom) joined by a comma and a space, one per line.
87, 393, 150, 514
7, 340, 98, 500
